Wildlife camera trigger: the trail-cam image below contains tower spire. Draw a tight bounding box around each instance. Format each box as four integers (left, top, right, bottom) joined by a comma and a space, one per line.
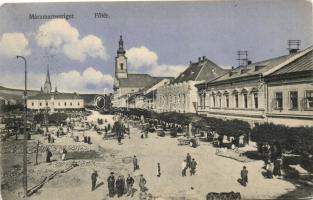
43, 64, 52, 94
117, 35, 125, 54
46, 64, 51, 83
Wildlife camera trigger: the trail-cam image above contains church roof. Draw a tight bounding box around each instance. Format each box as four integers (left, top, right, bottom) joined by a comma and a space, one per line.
118, 74, 170, 88
28, 93, 83, 100
172, 58, 227, 84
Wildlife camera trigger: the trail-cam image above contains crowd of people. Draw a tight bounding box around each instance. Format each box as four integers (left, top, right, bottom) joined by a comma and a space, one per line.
91, 171, 146, 198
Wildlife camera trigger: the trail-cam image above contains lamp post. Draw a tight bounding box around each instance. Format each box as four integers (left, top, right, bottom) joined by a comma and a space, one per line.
17, 55, 28, 197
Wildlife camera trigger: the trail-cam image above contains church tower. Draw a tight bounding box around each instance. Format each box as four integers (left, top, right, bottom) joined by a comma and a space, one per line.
43, 65, 52, 94
115, 35, 128, 79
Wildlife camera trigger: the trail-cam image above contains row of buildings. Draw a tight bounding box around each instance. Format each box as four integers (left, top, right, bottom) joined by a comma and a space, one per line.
112, 36, 313, 127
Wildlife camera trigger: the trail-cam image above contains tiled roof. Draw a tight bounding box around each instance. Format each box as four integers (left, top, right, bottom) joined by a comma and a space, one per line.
118, 74, 169, 88
172, 59, 227, 84
28, 93, 83, 100
269, 48, 313, 76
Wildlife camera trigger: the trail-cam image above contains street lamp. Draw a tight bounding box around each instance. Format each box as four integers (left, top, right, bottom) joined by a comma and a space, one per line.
16, 55, 28, 197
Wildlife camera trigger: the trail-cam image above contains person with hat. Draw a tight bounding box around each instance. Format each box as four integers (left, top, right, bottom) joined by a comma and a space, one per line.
91, 170, 98, 191
107, 172, 115, 197
126, 174, 135, 197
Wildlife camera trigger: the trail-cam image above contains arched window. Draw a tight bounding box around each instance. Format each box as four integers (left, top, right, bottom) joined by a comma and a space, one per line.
120, 63, 124, 70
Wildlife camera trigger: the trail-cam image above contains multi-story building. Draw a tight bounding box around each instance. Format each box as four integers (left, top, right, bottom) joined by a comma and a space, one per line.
196, 45, 313, 126
155, 56, 227, 113
265, 48, 313, 126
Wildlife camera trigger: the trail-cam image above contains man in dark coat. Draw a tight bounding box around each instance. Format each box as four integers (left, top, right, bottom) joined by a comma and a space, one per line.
115, 176, 122, 197
46, 148, 52, 163
240, 166, 248, 186
91, 170, 98, 191
107, 172, 115, 197
190, 158, 197, 175
126, 174, 135, 197
186, 153, 191, 168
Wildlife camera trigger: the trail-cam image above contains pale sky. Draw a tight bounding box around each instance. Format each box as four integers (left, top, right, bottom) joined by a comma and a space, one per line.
0, 0, 312, 93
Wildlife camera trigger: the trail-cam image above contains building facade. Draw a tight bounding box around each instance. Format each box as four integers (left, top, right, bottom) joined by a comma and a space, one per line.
127, 78, 172, 110
196, 46, 313, 127
155, 57, 227, 113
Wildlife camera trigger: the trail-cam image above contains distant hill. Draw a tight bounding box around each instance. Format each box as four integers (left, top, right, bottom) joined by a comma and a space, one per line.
0, 85, 102, 106
0, 86, 40, 103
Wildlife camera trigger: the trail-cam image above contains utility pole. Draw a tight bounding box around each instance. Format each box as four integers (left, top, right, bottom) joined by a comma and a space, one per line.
17, 55, 28, 197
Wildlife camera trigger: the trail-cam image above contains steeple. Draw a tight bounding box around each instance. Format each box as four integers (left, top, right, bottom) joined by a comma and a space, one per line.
117, 35, 126, 55
43, 64, 52, 94
115, 35, 128, 79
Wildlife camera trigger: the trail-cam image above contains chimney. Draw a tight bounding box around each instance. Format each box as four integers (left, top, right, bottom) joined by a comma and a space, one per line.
247, 60, 252, 65
202, 56, 206, 61
198, 57, 201, 62
287, 40, 300, 54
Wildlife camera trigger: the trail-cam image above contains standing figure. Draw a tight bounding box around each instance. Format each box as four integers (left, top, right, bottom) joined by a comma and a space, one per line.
144, 128, 148, 138
266, 161, 273, 179
181, 160, 187, 176
47, 134, 51, 143
107, 172, 115, 197
139, 174, 147, 192
190, 158, 197, 176
120, 175, 126, 196
133, 155, 139, 171
273, 157, 282, 176
61, 148, 67, 161
157, 163, 161, 177
186, 153, 191, 168
126, 174, 135, 197
91, 170, 98, 191
115, 176, 123, 197
240, 166, 248, 186
46, 148, 52, 163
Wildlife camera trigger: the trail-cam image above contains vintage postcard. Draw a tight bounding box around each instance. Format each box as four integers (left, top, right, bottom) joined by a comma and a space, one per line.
0, 1, 313, 200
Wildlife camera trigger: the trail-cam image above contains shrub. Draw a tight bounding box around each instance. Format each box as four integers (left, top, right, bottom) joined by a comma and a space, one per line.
48, 113, 68, 124
251, 123, 313, 155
